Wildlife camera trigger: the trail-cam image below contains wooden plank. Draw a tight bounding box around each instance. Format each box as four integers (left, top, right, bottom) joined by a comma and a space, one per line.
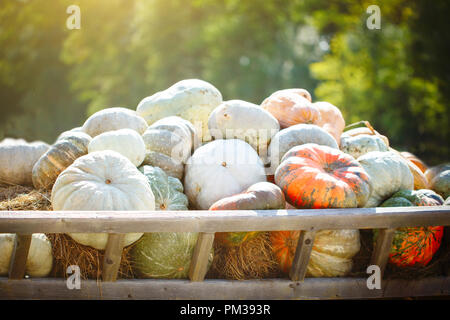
8, 234, 32, 280
370, 228, 396, 278
0, 206, 449, 234
0, 277, 448, 300
102, 234, 125, 282
289, 230, 316, 282
189, 232, 215, 282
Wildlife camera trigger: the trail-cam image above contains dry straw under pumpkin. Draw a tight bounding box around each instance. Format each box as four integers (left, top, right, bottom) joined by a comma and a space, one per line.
0, 184, 134, 280
207, 232, 282, 280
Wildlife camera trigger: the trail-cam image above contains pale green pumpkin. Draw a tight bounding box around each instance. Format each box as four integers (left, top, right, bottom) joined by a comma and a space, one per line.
133, 166, 205, 279
139, 165, 188, 210
131, 232, 213, 279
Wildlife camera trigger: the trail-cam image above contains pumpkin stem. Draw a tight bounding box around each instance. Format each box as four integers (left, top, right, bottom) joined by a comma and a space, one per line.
344, 120, 375, 133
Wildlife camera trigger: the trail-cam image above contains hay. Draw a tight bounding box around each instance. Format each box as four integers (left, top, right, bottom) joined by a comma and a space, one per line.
0, 185, 51, 210
0, 185, 135, 280
207, 232, 281, 280
47, 233, 136, 280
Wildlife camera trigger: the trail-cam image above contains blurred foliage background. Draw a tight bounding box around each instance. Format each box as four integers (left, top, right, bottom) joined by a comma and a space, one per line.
0, 0, 448, 164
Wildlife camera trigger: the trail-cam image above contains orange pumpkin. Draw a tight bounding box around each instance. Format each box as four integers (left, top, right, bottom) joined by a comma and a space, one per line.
270, 231, 299, 273
261, 89, 320, 129
400, 152, 428, 173
313, 101, 345, 145
275, 143, 371, 208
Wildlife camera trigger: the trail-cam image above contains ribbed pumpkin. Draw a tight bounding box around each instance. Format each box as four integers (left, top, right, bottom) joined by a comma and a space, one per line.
51, 151, 155, 250
0, 139, 49, 186
142, 116, 199, 180
268, 124, 339, 171
261, 89, 320, 128
139, 165, 188, 211
379, 189, 444, 267
275, 143, 371, 208
358, 151, 414, 207
32, 132, 91, 190
209, 182, 285, 247
131, 232, 213, 279
270, 229, 361, 277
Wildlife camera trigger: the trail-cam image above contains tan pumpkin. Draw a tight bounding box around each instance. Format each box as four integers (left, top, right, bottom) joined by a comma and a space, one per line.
313, 101, 345, 144
0, 139, 49, 186
261, 89, 320, 129
32, 132, 91, 190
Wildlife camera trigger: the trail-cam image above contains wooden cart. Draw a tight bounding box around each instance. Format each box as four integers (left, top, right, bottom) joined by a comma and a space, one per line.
1, 206, 449, 299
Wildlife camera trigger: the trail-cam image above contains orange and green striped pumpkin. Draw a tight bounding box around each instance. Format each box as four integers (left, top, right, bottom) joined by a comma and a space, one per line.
275, 143, 372, 208
378, 189, 444, 267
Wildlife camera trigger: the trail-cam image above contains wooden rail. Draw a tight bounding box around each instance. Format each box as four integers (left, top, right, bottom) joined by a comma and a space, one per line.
1, 206, 449, 299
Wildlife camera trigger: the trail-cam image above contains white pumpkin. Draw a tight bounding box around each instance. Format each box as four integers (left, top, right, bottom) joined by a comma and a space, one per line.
0, 139, 49, 186
184, 139, 266, 209
0, 233, 53, 277
88, 129, 146, 167
136, 79, 223, 142
56, 127, 84, 142
82, 107, 148, 138
308, 229, 360, 277
51, 150, 155, 250
340, 134, 389, 159
267, 124, 339, 171
208, 99, 280, 156
358, 151, 414, 207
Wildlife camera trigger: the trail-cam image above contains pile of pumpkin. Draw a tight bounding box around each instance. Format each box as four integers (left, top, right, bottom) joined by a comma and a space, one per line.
0, 79, 449, 280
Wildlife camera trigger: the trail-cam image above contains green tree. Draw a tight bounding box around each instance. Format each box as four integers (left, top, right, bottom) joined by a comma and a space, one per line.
0, 0, 86, 143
